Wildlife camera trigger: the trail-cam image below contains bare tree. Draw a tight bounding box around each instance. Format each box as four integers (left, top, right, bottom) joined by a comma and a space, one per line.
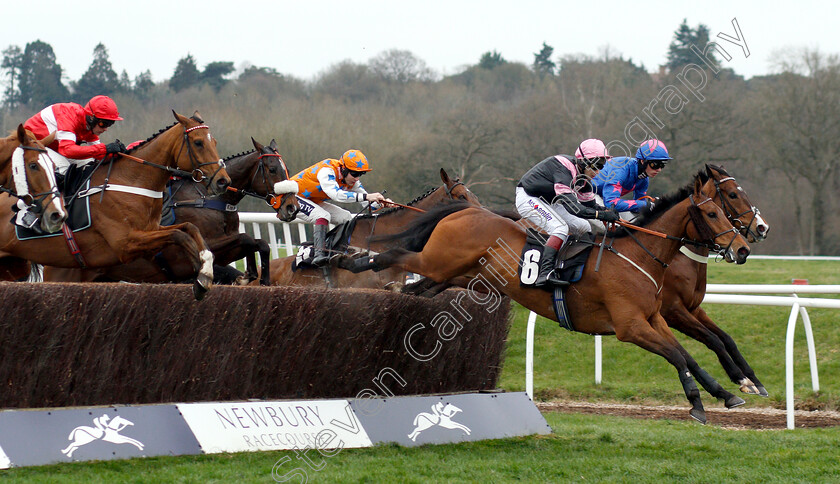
754, 48, 840, 254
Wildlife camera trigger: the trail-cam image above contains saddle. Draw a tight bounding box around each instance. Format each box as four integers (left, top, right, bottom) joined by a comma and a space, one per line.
517, 229, 595, 332
518, 229, 595, 289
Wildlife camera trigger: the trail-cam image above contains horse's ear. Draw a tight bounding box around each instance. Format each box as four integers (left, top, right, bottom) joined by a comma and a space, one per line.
192, 111, 204, 123
251, 137, 264, 151
693, 174, 704, 196
440, 168, 451, 185
172, 110, 189, 126
16, 124, 26, 143
269, 139, 278, 150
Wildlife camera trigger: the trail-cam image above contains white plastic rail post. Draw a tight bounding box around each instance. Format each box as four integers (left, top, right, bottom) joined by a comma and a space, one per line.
595, 335, 602, 385
785, 299, 800, 429
526, 310, 537, 400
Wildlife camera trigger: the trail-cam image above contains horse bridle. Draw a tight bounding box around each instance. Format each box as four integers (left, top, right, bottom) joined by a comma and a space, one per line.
712, 175, 763, 241
176, 124, 226, 186
444, 180, 467, 200
1, 144, 62, 215
689, 194, 741, 255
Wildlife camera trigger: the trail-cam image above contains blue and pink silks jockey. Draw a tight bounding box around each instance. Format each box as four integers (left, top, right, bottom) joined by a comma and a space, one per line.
515, 139, 620, 287
593, 139, 672, 214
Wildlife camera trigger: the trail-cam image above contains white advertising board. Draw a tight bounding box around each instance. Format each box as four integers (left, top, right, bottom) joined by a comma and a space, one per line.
177, 399, 373, 453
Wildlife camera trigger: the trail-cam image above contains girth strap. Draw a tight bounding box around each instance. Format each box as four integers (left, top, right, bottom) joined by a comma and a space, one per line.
61, 223, 87, 269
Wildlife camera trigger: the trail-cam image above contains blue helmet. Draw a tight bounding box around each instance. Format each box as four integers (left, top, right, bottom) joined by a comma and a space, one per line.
636, 139, 672, 162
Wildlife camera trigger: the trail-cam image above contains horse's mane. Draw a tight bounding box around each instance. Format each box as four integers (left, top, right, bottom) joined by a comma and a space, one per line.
607, 165, 718, 239
223, 149, 257, 162
355, 185, 440, 220
126, 122, 178, 153
126, 115, 205, 154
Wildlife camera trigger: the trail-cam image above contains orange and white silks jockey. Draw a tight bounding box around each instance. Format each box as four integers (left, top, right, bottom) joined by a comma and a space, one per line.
291, 149, 390, 265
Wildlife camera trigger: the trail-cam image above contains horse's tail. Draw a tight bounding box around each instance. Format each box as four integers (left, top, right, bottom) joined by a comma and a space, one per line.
371, 202, 474, 252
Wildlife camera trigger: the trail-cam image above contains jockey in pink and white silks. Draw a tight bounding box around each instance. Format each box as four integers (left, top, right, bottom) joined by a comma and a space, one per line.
515, 139, 620, 287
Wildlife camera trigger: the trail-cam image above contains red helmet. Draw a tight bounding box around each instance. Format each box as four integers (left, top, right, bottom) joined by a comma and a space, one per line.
83, 95, 123, 121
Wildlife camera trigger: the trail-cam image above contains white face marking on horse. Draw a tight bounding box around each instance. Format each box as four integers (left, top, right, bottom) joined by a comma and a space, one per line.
39, 152, 67, 218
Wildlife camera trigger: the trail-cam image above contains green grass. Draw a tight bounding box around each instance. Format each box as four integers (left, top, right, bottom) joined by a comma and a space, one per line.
499, 259, 840, 411
3, 258, 839, 481
4, 413, 839, 483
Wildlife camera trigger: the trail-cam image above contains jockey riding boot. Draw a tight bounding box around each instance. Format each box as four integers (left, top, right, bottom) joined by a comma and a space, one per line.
534, 245, 567, 287
12, 200, 42, 233
311, 223, 329, 266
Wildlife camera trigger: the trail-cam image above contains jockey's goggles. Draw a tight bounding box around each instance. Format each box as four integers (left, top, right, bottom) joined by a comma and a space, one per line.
581, 157, 607, 171
648, 160, 667, 170
96, 119, 115, 128
347, 170, 366, 178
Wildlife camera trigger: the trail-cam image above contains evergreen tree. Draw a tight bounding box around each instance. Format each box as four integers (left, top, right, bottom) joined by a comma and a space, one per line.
17, 40, 68, 107
118, 70, 131, 92
134, 70, 154, 98
479, 51, 507, 70
1, 45, 23, 108
666, 19, 718, 72
73, 43, 119, 102
169, 54, 200, 92
201, 61, 234, 92
532, 42, 556, 77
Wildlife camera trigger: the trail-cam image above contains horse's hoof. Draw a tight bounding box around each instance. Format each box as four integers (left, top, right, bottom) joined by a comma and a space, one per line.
757, 386, 769, 397
689, 408, 707, 425
193, 281, 208, 301
234, 275, 250, 286
739, 385, 761, 395
725, 396, 746, 408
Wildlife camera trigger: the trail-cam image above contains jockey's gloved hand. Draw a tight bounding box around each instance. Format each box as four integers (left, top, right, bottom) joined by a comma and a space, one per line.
596, 208, 620, 222
105, 140, 127, 154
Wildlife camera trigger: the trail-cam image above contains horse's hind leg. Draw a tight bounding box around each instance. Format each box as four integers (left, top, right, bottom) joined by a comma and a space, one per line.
693, 307, 767, 396
402, 277, 453, 298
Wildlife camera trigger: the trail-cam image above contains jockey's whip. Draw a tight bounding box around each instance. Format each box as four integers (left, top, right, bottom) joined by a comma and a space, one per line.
614, 219, 668, 239
382, 200, 426, 213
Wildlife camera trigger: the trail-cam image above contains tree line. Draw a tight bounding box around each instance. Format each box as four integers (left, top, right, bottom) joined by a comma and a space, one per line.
2, 20, 839, 255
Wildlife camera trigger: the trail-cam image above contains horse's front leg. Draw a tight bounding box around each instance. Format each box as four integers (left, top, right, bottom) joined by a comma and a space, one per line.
692, 307, 768, 396
650, 312, 745, 409
117, 223, 214, 300
207, 233, 266, 285
612, 314, 707, 424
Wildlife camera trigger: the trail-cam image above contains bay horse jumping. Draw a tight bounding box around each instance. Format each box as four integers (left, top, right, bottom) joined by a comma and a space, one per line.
0, 111, 231, 299
42, 137, 298, 286
0, 125, 67, 279
268, 168, 480, 290
660, 165, 770, 396
348, 167, 751, 424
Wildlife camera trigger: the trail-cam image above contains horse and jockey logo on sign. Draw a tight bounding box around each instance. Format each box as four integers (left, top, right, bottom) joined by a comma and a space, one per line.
407, 402, 471, 442
61, 414, 145, 458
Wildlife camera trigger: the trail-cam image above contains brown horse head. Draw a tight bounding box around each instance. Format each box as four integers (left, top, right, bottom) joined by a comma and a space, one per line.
704, 164, 769, 243
688, 174, 751, 264
249, 138, 298, 222
173, 111, 231, 195
5, 125, 67, 233
440, 168, 480, 205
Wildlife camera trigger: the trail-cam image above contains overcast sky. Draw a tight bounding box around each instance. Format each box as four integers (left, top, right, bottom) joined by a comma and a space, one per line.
3, 0, 836, 84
